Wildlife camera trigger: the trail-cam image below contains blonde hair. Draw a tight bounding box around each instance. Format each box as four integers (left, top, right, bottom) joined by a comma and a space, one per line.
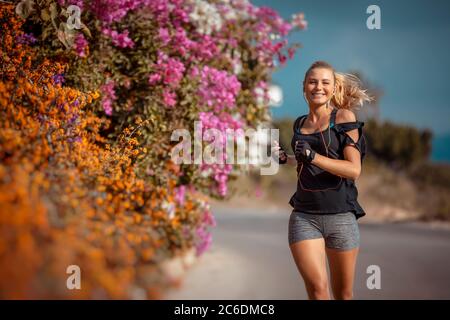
303, 61, 373, 110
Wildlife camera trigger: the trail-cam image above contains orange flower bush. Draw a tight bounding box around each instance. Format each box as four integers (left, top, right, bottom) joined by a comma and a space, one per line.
0, 5, 214, 299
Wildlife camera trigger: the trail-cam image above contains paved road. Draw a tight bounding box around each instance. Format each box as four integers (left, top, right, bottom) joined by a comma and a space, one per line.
165, 207, 450, 300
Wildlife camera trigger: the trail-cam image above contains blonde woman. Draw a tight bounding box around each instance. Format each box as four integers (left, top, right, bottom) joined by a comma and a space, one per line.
274, 61, 372, 300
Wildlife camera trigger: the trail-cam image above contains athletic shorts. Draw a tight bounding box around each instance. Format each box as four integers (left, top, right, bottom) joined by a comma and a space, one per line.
288, 211, 360, 250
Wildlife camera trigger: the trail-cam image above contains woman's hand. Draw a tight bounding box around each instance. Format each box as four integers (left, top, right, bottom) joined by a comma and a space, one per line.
272, 140, 287, 164
294, 140, 316, 163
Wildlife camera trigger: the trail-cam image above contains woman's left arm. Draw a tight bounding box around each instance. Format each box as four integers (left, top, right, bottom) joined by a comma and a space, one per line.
310, 110, 361, 180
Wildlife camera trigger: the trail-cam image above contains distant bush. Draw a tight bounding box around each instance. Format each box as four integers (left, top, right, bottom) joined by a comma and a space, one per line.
409, 162, 450, 189
364, 118, 433, 168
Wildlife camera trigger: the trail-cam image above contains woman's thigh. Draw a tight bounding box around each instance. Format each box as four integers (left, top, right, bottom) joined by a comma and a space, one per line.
326, 246, 359, 298
289, 238, 329, 289
288, 212, 329, 287
322, 213, 360, 297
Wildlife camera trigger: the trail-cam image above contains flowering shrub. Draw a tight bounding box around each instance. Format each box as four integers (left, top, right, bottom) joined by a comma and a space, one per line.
1, 5, 217, 298
20, 0, 306, 198
1, 0, 306, 298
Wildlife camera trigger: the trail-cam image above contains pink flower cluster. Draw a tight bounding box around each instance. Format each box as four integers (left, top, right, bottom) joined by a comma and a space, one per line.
191, 66, 241, 113
255, 7, 292, 36
194, 206, 217, 256
213, 3, 306, 69
158, 27, 218, 62
73, 33, 89, 57
148, 51, 186, 107
100, 80, 116, 115
90, 0, 151, 24
148, 51, 186, 88
190, 34, 219, 62
162, 90, 177, 107
198, 111, 242, 196
57, 0, 85, 11
102, 28, 134, 48
251, 7, 307, 67
174, 185, 186, 205
195, 226, 212, 256
148, 0, 188, 27
291, 13, 308, 30
158, 28, 171, 46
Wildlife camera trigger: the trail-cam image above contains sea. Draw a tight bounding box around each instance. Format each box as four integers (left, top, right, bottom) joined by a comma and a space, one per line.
431, 134, 450, 163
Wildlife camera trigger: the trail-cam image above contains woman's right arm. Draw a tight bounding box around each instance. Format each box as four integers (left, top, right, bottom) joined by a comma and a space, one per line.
272, 141, 297, 166
285, 154, 297, 166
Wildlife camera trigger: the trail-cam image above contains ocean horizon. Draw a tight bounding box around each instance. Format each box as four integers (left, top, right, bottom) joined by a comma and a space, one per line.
431, 134, 450, 164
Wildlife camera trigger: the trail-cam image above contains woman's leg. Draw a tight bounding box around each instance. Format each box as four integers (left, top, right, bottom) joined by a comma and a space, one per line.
289, 238, 330, 300
323, 212, 361, 300
326, 247, 359, 300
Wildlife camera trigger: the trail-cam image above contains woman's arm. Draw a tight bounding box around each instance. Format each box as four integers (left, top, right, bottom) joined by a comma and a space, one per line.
272, 141, 298, 166
309, 109, 362, 180
310, 149, 361, 180
285, 154, 298, 166
272, 140, 292, 165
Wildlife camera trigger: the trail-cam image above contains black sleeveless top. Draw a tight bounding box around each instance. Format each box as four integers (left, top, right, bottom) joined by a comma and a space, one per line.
289, 108, 367, 220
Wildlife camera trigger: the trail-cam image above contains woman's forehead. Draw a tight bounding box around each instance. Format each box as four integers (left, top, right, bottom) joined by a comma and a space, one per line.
307, 68, 334, 80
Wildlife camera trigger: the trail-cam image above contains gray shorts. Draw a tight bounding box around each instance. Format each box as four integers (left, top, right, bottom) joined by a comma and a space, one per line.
288, 211, 360, 250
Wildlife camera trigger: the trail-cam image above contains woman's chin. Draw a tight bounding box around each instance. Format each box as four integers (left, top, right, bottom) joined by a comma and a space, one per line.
310, 99, 327, 106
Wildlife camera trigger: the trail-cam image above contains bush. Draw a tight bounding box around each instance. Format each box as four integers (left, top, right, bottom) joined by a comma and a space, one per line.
1, 1, 307, 298
364, 118, 433, 168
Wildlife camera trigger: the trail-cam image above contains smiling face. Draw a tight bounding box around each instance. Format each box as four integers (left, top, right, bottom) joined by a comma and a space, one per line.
303, 67, 335, 107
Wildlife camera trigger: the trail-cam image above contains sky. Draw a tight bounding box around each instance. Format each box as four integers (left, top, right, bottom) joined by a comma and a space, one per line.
253, 0, 450, 136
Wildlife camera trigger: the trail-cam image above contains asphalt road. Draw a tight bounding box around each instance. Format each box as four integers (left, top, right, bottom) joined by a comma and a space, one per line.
165, 207, 450, 300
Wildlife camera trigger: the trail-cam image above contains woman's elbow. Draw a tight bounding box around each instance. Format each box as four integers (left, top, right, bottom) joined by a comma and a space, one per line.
343, 162, 361, 180
350, 166, 361, 180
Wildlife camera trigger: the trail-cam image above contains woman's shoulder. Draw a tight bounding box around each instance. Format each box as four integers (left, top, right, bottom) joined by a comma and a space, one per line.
332, 109, 364, 134
293, 114, 308, 133
335, 108, 357, 124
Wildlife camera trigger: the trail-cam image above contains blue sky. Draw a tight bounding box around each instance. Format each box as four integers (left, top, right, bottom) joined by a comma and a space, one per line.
253, 0, 450, 136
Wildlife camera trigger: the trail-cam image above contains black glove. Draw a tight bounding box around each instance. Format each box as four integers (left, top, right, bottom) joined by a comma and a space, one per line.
295, 140, 316, 163
272, 141, 287, 164
278, 148, 287, 164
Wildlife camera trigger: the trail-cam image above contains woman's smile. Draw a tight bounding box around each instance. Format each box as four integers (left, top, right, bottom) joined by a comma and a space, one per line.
303, 67, 335, 106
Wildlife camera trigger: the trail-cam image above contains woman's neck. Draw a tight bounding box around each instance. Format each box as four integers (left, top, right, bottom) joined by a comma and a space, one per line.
308, 105, 333, 123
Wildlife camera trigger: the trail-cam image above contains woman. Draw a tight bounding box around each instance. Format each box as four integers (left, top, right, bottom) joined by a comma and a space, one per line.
274, 61, 372, 300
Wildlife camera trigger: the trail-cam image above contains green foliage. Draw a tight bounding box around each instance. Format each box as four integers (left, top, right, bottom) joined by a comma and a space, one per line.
364, 118, 433, 168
